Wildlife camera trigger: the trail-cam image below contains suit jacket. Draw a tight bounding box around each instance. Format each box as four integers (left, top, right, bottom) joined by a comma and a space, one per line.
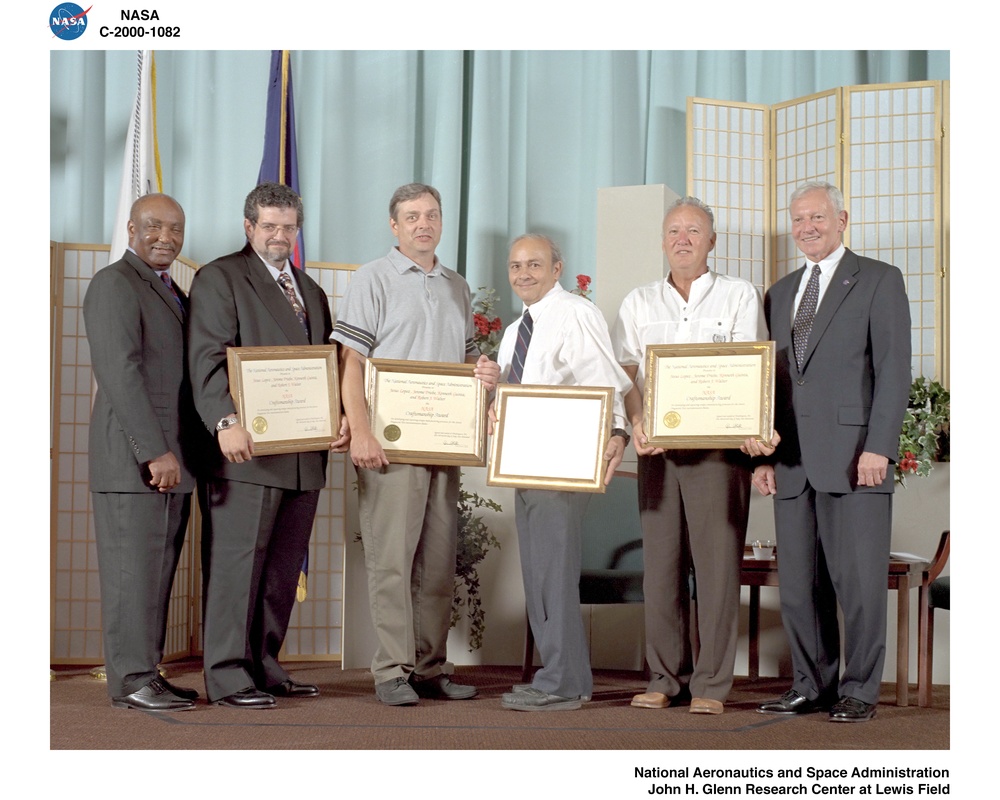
85, 251, 201, 493
765, 248, 911, 498
187, 243, 333, 491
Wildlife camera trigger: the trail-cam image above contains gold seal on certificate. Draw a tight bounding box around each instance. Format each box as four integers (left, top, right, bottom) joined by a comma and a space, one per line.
252, 416, 268, 434
643, 341, 775, 448
383, 424, 401, 442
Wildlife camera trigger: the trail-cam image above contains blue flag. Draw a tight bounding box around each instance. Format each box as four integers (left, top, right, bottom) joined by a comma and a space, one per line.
257, 50, 305, 269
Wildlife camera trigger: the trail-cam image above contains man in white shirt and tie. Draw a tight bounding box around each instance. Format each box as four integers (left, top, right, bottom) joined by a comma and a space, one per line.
496, 234, 633, 712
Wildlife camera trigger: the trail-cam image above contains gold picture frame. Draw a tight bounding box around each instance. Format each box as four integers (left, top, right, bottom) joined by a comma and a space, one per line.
643, 341, 775, 448
488, 384, 614, 493
365, 358, 488, 467
227, 344, 341, 456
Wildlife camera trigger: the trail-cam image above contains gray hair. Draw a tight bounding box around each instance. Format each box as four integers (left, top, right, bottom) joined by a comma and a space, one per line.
789, 181, 845, 214
664, 196, 715, 236
244, 182, 304, 227
389, 183, 442, 220
510, 233, 563, 266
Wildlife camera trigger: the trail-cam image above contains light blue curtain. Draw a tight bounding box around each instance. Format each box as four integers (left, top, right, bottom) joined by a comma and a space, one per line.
50, 50, 949, 320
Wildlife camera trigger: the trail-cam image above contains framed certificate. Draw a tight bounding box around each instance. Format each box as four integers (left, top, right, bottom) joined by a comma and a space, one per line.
487, 384, 614, 493
365, 359, 488, 467
643, 341, 775, 448
227, 344, 341, 456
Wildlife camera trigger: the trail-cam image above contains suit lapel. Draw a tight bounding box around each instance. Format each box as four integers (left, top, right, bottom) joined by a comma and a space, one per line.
242, 247, 310, 345
123, 251, 184, 325
799, 249, 860, 372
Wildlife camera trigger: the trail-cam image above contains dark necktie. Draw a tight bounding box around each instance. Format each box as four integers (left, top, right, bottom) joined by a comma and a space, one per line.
160, 271, 184, 316
792, 264, 821, 370
277, 271, 309, 337
508, 309, 533, 385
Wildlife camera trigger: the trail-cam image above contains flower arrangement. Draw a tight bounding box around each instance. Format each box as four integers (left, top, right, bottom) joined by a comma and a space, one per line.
896, 377, 950, 485
472, 286, 503, 356
452, 488, 502, 651
572, 273, 593, 300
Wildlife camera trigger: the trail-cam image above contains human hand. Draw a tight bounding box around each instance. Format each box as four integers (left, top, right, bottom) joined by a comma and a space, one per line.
741, 430, 781, 457
751, 464, 777, 496
857, 451, 889, 487
473, 354, 501, 392
219, 424, 254, 463
147, 451, 182, 492
330, 415, 351, 453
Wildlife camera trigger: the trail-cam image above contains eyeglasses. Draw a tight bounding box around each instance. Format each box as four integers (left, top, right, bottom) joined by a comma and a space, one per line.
254, 222, 299, 235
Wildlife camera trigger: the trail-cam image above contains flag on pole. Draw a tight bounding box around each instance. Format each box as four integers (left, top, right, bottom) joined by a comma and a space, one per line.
110, 50, 162, 259
257, 49, 305, 269
258, 51, 311, 601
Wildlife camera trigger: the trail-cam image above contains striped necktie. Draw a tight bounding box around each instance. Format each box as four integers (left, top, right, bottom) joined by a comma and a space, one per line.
160, 271, 184, 316
277, 271, 309, 337
508, 309, 533, 384
792, 264, 821, 370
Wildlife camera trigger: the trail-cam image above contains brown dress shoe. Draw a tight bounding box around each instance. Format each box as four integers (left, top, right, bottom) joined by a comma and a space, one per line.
690, 697, 724, 714
631, 691, 668, 708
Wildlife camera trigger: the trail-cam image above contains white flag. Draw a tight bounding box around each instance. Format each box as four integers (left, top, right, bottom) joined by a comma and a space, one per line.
109, 50, 162, 258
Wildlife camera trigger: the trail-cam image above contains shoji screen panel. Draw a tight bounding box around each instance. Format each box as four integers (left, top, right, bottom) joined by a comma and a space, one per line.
771, 89, 841, 282
280, 262, 358, 661
844, 81, 946, 380
688, 98, 770, 297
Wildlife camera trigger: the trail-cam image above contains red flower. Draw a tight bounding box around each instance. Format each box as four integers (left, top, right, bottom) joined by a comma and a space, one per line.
490, 317, 502, 332
576, 274, 592, 291
474, 313, 490, 336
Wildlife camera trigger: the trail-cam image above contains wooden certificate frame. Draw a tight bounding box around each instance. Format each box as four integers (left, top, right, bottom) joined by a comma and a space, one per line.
488, 384, 613, 493
643, 341, 775, 448
365, 358, 488, 467
227, 344, 340, 456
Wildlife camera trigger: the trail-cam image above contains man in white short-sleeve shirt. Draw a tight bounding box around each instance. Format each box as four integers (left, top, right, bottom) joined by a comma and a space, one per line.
613, 197, 766, 715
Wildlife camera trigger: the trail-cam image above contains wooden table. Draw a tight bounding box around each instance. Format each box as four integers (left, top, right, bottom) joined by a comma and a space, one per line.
741, 547, 929, 707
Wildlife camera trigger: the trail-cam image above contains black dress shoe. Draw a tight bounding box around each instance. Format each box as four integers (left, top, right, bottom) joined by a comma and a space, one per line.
829, 696, 877, 723
264, 679, 320, 698
213, 688, 277, 709
112, 677, 196, 712
757, 689, 832, 715
159, 676, 200, 700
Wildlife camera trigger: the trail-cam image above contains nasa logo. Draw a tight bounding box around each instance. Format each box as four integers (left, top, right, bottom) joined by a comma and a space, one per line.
49, 3, 91, 41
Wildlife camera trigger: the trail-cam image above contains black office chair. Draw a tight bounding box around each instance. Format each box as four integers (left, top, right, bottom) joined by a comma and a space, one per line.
521, 471, 644, 681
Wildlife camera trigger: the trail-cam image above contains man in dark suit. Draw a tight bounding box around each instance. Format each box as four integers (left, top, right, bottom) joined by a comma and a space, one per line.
85, 193, 203, 711
188, 182, 349, 708
746, 181, 911, 723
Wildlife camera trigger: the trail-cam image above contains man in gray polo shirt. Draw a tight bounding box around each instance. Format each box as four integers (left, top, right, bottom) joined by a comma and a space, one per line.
333, 183, 500, 706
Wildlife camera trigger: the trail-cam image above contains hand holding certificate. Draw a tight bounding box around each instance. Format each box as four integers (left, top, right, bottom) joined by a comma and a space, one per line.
643, 342, 775, 449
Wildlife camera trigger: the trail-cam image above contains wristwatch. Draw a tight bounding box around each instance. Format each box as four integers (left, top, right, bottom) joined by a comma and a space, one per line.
216, 415, 239, 432
611, 427, 630, 447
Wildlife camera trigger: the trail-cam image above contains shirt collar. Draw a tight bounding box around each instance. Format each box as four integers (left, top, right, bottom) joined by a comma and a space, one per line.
520, 283, 565, 322
808, 243, 846, 276
388, 246, 449, 278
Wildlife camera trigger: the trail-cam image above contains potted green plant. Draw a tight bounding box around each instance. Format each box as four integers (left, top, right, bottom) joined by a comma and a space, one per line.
896, 377, 950, 484
452, 487, 502, 651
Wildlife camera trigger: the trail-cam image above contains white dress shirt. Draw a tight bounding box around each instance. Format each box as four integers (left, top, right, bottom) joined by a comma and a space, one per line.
497, 284, 632, 430
612, 270, 766, 392
791, 243, 846, 323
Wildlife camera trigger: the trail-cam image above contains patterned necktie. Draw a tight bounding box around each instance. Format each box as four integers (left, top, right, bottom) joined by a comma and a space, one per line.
792, 264, 822, 370
160, 271, 184, 316
508, 309, 533, 384
277, 271, 309, 336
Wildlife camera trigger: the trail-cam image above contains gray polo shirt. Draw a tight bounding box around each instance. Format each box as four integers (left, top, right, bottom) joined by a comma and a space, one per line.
332, 247, 477, 362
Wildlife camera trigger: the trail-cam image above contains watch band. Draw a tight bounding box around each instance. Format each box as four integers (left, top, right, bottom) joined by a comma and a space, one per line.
611, 427, 630, 447
216, 415, 239, 432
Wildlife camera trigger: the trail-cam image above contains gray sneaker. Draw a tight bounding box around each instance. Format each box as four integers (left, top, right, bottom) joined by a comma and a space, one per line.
375, 677, 419, 706
501, 686, 582, 712
512, 683, 590, 702
410, 674, 477, 700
